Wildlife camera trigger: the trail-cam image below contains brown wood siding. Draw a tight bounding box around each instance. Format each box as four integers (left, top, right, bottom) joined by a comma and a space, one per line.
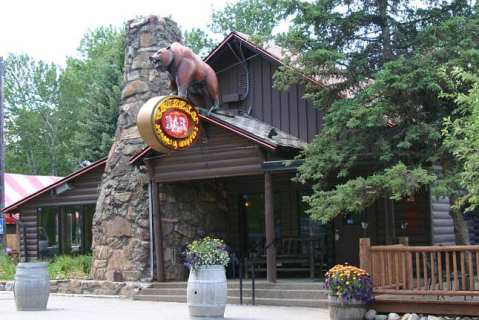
15, 165, 104, 260
18, 208, 38, 261
430, 195, 455, 245
20, 167, 103, 209
215, 55, 322, 143
149, 124, 264, 183
251, 57, 324, 143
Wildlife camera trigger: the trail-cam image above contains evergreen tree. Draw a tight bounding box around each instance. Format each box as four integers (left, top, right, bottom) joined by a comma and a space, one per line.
60, 26, 125, 164
273, 0, 479, 244
444, 70, 479, 212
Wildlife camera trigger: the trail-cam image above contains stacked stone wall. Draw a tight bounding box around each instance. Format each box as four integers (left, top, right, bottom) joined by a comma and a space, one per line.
91, 16, 182, 281
158, 180, 231, 280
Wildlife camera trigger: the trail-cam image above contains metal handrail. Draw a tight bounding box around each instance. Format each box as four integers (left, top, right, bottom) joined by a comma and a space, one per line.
235, 255, 256, 305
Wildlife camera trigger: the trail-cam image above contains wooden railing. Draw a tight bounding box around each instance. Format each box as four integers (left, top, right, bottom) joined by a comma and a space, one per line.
360, 238, 479, 296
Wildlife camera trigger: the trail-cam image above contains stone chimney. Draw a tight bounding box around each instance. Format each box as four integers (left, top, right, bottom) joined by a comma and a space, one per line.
91, 16, 181, 281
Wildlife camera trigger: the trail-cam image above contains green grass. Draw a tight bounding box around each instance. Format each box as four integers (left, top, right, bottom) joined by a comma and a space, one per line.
0, 254, 92, 280
0, 252, 16, 280
48, 255, 92, 280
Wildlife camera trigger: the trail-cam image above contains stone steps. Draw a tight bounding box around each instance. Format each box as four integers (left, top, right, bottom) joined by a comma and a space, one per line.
138, 287, 328, 300
133, 294, 328, 308
133, 281, 329, 308
148, 281, 325, 290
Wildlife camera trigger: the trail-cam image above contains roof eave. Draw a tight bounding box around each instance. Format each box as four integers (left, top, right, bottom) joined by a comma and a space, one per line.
204, 32, 323, 87
3, 157, 107, 213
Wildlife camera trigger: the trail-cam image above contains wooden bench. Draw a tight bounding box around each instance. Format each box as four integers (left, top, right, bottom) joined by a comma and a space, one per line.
246, 237, 327, 278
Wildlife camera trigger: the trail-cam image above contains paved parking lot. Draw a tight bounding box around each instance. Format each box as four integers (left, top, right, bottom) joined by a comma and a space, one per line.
0, 292, 328, 320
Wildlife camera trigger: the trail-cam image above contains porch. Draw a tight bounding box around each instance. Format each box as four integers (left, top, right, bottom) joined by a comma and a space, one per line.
139, 118, 440, 283
360, 238, 479, 315
139, 118, 336, 283
133, 279, 328, 308
146, 171, 335, 283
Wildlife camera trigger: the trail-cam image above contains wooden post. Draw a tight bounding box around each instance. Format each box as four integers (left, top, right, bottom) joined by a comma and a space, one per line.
16, 220, 23, 262
360, 238, 371, 273
152, 182, 165, 282
398, 236, 409, 245
397, 237, 408, 288
384, 198, 391, 244
264, 172, 277, 283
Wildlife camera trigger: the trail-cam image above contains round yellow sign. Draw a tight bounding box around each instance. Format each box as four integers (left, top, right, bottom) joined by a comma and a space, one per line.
137, 96, 200, 152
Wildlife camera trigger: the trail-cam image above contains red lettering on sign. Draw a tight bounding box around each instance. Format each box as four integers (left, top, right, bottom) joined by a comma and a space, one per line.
160, 110, 190, 139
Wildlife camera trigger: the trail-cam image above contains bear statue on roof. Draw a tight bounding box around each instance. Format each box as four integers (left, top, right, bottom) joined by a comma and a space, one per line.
150, 42, 220, 111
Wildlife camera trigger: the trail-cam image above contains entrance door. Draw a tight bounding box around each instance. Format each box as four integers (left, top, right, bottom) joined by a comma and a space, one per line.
240, 193, 265, 256
334, 213, 364, 266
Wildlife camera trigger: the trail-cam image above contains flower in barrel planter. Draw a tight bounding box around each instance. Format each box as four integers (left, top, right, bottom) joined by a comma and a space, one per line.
185, 237, 230, 318
325, 264, 373, 320
184, 237, 230, 270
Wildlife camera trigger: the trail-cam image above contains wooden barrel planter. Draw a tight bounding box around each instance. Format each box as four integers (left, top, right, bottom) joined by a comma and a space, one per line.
187, 265, 227, 318
328, 295, 367, 320
14, 262, 50, 311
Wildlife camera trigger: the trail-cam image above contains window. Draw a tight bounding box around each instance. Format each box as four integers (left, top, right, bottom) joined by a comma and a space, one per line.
38, 207, 60, 257
37, 204, 95, 256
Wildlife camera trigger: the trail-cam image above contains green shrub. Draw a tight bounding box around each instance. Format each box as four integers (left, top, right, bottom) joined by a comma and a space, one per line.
0, 251, 16, 280
0, 253, 92, 280
48, 255, 92, 280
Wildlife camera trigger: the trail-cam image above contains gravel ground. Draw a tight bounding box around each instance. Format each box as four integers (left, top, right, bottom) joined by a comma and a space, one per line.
0, 292, 328, 320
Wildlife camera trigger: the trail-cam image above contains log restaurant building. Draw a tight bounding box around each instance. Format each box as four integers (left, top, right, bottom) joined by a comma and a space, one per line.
4, 25, 458, 283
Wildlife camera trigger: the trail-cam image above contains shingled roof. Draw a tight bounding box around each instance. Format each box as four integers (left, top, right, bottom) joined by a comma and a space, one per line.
199, 108, 306, 150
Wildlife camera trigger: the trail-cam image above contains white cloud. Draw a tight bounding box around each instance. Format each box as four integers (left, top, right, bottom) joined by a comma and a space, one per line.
0, 0, 229, 65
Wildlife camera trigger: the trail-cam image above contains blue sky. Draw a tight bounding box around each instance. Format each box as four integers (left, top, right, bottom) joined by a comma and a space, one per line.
0, 0, 230, 65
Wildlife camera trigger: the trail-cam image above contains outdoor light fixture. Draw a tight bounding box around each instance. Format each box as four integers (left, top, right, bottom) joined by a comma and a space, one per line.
361, 221, 368, 237
401, 221, 408, 231
55, 183, 73, 195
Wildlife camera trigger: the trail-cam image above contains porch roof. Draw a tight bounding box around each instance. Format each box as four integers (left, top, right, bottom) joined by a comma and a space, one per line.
200, 109, 307, 150
129, 110, 305, 165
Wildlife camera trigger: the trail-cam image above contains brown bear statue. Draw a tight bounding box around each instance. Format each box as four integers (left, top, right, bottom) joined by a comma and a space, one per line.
149, 42, 220, 110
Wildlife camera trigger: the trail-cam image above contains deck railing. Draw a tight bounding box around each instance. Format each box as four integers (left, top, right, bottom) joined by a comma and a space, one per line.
360, 238, 479, 296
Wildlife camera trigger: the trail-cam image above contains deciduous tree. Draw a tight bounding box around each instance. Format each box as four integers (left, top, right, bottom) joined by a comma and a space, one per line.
4, 54, 69, 175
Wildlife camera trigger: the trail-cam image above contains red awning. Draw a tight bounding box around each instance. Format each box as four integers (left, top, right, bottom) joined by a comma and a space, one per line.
4, 173, 62, 223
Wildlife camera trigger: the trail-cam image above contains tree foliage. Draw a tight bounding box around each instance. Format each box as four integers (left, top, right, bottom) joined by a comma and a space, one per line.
62, 26, 125, 163
184, 28, 215, 57
273, 0, 479, 241
4, 26, 125, 175
443, 70, 479, 211
183, 0, 284, 57
210, 0, 283, 43
4, 54, 69, 175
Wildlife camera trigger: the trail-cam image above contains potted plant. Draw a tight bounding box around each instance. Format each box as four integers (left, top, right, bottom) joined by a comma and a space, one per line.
325, 264, 373, 320
184, 237, 230, 319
